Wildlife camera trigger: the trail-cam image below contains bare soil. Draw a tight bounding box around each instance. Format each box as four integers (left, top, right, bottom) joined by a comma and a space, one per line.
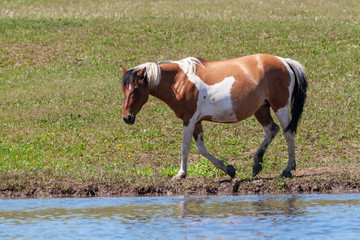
1, 166, 359, 199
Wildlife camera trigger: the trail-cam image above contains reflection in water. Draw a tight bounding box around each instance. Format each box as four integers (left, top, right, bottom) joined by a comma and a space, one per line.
1, 194, 360, 239
180, 195, 304, 218
0, 195, 304, 222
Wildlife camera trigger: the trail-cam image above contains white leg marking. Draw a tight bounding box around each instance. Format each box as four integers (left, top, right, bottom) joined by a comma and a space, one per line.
276, 106, 291, 130
173, 123, 195, 180
276, 106, 296, 175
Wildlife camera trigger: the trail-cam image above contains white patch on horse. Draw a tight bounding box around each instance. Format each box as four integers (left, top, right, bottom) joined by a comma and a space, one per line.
176, 58, 238, 123
276, 106, 291, 130
275, 56, 296, 101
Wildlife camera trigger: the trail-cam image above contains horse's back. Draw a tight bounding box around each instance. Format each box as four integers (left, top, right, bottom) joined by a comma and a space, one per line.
198, 54, 288, 86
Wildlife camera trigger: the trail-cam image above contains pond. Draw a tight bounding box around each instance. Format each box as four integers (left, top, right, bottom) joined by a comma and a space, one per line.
1, 194, 360, 239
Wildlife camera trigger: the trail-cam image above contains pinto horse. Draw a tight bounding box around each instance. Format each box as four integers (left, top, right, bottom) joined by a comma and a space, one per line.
121, 54, 308, 179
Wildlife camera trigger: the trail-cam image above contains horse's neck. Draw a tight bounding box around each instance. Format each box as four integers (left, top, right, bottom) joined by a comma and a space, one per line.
149, 64, 176, 100
149, 63, 188, 114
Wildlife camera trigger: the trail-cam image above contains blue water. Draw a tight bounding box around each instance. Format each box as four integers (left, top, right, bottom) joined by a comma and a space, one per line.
1, 194, 360, 239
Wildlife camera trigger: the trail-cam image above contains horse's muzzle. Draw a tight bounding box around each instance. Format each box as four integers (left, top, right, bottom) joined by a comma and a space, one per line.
123, 114, 136, 125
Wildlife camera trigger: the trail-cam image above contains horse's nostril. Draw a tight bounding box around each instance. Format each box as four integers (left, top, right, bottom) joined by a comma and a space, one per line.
123, 115, 135, 125
123, 116, 130, 122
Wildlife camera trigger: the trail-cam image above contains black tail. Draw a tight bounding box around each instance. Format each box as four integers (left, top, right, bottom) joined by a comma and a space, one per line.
284, 59, 308, 133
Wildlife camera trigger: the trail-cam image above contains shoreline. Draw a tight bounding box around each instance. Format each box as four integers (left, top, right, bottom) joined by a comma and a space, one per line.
2, 167, 359, 199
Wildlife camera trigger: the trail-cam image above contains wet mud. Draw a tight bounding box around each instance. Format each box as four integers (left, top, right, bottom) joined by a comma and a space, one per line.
1, 167, 359, 198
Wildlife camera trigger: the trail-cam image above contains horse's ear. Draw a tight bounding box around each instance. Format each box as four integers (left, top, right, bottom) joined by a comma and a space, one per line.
136, 67, 148, 86
120, 65, 127, 74
136, 67, 146, 78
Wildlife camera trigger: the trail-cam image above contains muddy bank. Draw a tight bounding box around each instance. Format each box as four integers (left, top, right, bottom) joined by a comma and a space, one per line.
1, 167, 359, 199
1, 177, 359, 199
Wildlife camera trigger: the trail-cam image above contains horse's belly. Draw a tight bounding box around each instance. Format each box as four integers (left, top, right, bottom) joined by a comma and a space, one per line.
209, 107, 238, 123
199, 93, 238, 123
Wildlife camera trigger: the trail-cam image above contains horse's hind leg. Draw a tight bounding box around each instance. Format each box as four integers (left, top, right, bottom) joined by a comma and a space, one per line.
275, 106, 296, 178
193, 122, 236, 178
253, 104, 280, 177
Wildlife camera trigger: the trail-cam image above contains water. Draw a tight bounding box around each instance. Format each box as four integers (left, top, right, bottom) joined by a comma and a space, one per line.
1, 194, 360, 240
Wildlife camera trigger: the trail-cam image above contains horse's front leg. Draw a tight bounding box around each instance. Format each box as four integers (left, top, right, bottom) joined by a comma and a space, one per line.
193, 122, 236, 178
172, 122, 195, 180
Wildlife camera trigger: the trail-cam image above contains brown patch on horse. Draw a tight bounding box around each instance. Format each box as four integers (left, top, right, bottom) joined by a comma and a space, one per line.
261, 55, 291, 112
254, 101, 273, 126
230, 55, 267, 120
149, 63, 199, 126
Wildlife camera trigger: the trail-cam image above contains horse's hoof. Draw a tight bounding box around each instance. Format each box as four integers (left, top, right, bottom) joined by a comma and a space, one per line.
252, 164, 263, 177
226, 165, 236, 178
280, 170, 292, 178
172, 174, 186, 181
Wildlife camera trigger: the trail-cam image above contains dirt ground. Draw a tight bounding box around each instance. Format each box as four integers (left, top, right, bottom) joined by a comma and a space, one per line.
1, 166, 359, 199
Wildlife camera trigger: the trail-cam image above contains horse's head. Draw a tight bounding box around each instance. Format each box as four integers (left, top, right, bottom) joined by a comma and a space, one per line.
121, 66, 150, 125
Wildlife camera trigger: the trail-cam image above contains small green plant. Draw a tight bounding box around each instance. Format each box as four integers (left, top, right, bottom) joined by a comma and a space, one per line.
277, 180, 286, 191
135, 167, 152, 176
159, 165, 178, 177
188, 158, 228, 178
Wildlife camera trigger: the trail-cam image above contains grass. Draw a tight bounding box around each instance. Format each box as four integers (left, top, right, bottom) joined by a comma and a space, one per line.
0, 0, 359, 191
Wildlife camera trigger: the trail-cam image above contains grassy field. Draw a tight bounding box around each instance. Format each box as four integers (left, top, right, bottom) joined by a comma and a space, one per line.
0, 0, 359, 195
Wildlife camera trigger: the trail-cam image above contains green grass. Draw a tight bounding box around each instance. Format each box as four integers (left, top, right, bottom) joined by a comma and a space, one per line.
0, 0, 359, 190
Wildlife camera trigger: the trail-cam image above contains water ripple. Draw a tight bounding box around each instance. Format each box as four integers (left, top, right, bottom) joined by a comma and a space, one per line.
1, 194, 360, 239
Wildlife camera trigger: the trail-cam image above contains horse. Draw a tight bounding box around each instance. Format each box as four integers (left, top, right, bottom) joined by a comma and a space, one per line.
121, 54, 308, 180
